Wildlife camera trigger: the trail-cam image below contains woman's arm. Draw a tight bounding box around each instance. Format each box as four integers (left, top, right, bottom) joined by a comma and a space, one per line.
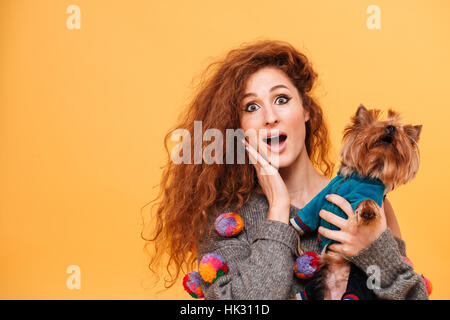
319, 194, 428, 300
348, 227, 428, 300
384, 198, 402, 240
196, 207, 298, 300
383, 197, 407, 256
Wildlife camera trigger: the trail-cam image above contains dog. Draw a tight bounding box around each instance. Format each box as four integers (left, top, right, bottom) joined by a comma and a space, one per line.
291, 104, 422, 300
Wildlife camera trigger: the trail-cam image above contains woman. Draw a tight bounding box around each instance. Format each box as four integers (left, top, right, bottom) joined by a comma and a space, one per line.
144, 39, 428, 299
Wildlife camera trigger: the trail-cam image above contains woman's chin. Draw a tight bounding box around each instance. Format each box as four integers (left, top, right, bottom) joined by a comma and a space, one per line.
267, 153, 292, 169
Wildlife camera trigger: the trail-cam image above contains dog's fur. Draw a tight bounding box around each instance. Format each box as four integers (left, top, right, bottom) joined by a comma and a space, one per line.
314, 104, 422, 300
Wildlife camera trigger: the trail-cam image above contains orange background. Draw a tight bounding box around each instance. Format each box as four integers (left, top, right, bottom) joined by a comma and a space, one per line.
1, 0, 449, 299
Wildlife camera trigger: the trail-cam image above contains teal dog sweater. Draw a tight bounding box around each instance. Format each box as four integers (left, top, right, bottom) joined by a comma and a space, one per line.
290, 173, 386, 248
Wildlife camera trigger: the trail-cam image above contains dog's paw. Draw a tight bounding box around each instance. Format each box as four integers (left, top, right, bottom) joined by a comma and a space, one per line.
355, 199, 381, 225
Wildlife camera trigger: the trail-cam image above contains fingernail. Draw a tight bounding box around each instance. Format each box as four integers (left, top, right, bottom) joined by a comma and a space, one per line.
245, 146, 249, 152
325, 194, 330, 199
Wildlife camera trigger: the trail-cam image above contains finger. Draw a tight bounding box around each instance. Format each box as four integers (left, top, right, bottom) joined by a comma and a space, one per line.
242, 139, 258, 165
254, 129, 272, 164
245, 131, 271, 164
318, 226, 348, 244
327, 243, 350, 257
325, 194, 355, 217
243, 140, 276, 176
319, 210, 348, 230
243, 139, 276, 175
243, 139, 265, 166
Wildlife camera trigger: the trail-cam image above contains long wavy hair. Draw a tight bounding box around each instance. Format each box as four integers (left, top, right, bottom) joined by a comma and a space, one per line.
141, 39, 335, 288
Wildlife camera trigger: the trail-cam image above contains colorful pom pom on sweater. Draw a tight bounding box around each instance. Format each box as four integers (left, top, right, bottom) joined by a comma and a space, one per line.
199, 253, 228, 283
182, 272, 204, 299
214, 212, 244, 237
421, 275, 433, 296
402, 256, 432, 296
294, 251, 320, 279
402, 256, 414, 268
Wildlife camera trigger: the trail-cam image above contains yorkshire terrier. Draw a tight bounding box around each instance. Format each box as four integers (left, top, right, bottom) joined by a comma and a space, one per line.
291, 104, 422, 300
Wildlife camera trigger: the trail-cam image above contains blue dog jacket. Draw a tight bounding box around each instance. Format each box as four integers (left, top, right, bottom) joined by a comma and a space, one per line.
290, 173, 386, 248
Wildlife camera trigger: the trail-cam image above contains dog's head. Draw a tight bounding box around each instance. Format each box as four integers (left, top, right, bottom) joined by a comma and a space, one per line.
339, 104, 422, 190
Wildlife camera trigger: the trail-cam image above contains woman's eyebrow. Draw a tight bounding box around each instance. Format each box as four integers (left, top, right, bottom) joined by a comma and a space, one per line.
242, 84, 290, 99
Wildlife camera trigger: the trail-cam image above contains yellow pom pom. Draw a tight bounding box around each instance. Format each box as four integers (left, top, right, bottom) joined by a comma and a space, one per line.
199, 264, 217, 283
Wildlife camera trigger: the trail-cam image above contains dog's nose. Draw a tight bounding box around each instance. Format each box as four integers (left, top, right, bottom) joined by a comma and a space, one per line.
386, 125, 396, 135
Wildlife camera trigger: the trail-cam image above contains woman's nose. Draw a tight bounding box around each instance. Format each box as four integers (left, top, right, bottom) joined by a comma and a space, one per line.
263, 106, 279, 126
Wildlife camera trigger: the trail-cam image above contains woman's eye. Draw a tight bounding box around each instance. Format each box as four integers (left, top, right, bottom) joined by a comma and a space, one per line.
275, 95, 291, 104
244, 103, 260, 112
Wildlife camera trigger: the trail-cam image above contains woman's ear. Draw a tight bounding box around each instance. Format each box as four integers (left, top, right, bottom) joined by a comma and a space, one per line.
300, 93, 310, 122
304, 108, 310, 122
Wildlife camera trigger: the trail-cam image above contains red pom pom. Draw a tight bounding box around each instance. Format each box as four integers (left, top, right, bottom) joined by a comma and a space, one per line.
402, 256, 414, 268
421, 274, 433, 296
182, 272, 204, 299
199, 253, 228, 284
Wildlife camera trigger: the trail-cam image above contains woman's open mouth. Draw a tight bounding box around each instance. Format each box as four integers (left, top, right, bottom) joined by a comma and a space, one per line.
262, 132, 288, 153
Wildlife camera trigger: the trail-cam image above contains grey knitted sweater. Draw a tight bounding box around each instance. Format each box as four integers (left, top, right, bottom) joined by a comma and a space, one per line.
196, 191, 428, 300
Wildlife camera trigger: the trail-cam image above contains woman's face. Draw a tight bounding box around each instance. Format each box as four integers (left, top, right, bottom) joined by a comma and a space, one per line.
239, 66, 310, 168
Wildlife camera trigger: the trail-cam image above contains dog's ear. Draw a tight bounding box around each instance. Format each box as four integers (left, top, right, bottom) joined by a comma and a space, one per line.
387, 109, 401, 121
403, 124, 422, 143
356, 104, 368, 117
353, 104, 372, 126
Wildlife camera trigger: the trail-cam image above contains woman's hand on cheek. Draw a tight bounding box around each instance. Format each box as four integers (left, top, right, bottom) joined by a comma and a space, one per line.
243, 136, 290, 224
317, 194, 387, 257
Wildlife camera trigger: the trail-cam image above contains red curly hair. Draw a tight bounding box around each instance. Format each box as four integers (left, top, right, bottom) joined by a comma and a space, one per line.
141, 39, 335, 288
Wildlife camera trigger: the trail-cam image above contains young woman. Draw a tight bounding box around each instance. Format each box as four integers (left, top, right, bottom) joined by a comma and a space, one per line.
144, 39, 428, 299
